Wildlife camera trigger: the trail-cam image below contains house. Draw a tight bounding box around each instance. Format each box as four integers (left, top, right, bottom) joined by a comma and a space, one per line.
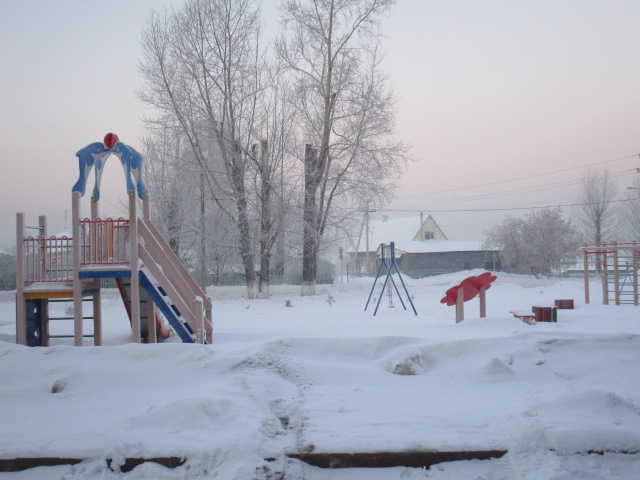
349, 213, 498, 277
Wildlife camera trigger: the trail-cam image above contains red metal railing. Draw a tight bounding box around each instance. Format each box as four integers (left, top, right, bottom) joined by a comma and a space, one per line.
22, 235, 73, 283
21, 218, 131, 284
78, 218, 130, 265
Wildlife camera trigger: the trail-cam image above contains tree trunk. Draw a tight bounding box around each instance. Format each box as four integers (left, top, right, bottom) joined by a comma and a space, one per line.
259, 140, 271, 299
301, 144, 318, 296
231, 142, 257, 299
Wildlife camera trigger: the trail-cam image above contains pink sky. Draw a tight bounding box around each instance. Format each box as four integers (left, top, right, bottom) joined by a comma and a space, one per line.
1, 0, 640, 248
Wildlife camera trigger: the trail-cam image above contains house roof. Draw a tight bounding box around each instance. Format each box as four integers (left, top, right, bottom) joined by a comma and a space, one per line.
350, 213, 484, 254
386, 240, 483, 254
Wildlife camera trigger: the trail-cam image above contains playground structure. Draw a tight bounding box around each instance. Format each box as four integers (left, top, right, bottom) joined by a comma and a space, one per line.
365, 242, 417, 316
439, 272, 497, 323
580, 241, 639, 306
16, 134, 213, 346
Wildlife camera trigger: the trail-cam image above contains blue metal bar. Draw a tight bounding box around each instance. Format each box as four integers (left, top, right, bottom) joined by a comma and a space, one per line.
139, 269, 195, 343
364, 245, 388, 311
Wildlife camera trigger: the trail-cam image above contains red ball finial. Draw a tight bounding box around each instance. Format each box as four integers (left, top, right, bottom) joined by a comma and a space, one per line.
104, 133, 119, 149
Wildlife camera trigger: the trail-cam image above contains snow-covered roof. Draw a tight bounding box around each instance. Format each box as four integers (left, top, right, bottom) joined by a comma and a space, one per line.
388, 240, 484, 254
351, 214, 484, 253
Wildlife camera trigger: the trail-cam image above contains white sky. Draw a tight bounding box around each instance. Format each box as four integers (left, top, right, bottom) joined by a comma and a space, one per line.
1, 0, 640, 248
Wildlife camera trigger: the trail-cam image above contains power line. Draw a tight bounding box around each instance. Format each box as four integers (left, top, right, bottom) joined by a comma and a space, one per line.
407, 168, 636, 208
383, 197, 639, 214
395, 153, 640, 199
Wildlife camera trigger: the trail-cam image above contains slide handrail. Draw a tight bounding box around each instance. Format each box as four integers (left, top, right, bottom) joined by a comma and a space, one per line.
137, 218, 212, 342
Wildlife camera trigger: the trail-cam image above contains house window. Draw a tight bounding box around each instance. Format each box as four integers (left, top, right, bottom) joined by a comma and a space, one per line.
424, 231, 434, 240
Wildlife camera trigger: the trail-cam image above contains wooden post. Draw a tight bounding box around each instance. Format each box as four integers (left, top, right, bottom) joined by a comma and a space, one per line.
41, 299, 50, 347
141, 194, 156, 343
90, 198, 102, 345
479, 286, 486, 318
195, 296, 204, 344
455, 285, 464, 323
205, 295, 213, 344
72, 191, 83, 346
16, 213, 26, 345
582, 242, 590, 304
142, 194, 150, 221
129, 193, 141, 343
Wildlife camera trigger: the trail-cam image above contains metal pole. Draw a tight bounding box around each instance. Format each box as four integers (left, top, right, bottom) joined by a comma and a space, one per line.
582, 242, 590, 304
200, 173, 206, 291
365, 200, 370, 275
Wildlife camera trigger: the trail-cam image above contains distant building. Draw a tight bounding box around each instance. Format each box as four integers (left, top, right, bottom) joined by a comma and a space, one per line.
349, 214, 498, 277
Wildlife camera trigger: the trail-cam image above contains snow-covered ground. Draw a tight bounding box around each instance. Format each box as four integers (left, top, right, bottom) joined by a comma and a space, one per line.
0, 271, 639, 479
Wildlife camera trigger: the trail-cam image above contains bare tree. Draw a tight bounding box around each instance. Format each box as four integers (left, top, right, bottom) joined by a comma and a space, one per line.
619, 174, 640, 240
139, 0, 264, 298
277, 0, 409, 295
142, 122, 196, 258
576, 168, 618, 243
484, 208, 579, 277
575, 169, 618, 273
483, 216, 526, 271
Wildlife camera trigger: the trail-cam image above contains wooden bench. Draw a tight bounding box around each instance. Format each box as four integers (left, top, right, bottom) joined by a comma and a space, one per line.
532, 305, 558, 323
554, 299, 574, 309
509, 310, 536, 325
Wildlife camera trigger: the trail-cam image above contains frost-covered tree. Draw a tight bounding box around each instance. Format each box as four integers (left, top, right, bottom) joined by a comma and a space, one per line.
139, 0, 265, 298
484, 208, 579, 277
276, 0, 410, 296
618, 174, 640, 241
142, 122, 195, 259
574, 169, 618, 274
575, 169, 618, 244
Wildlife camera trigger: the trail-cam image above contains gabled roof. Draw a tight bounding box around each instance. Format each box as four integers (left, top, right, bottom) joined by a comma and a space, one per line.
412, 214, 448, 241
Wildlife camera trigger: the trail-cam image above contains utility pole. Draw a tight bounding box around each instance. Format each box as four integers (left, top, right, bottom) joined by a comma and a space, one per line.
365, 200, 370, 275
200, 173, 206, 291
364, 201, 377, 275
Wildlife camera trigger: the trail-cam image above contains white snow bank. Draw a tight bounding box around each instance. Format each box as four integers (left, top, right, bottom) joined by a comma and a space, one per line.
0, 273, 638, 479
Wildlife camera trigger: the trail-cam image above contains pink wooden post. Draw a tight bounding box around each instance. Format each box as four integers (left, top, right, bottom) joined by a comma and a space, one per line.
16, 213, 26, 345
142, 194, 156, 343
143, 195, 150, 221
90, 198, 102, 345
129, 193, 141, 343
195, 296, 204, 344
205, 296, 213, 343
72, 191, 84, 345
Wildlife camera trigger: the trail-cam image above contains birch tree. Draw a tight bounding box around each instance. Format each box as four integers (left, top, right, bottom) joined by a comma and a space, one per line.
277, 0, 409, 295
139, 0, 263, 297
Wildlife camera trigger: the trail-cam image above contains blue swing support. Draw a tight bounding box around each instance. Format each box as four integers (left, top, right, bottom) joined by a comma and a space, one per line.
364, 242, 417, 316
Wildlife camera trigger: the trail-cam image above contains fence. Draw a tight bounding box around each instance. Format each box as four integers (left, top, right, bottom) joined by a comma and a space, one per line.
21, 235, 74, 283
78, 218, 130, 265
